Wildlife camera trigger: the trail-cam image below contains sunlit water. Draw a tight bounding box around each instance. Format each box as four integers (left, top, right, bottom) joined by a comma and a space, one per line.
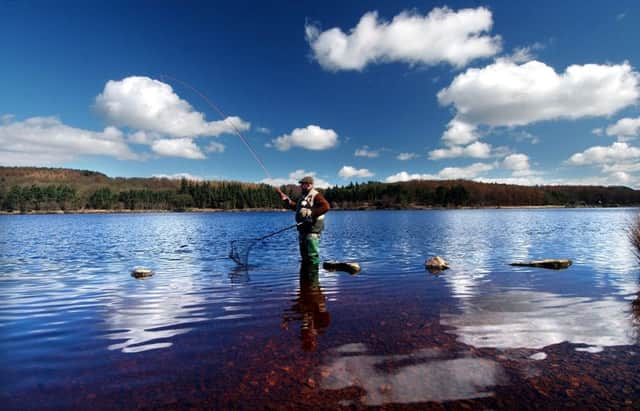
1, 209, 639, 409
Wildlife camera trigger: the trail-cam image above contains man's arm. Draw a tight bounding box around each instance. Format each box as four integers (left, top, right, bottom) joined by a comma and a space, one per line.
312, 192, 330, 218
279, 191, 296, 210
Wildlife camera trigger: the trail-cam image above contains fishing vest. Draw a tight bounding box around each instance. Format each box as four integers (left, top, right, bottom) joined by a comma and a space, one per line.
296, 188, 325, 234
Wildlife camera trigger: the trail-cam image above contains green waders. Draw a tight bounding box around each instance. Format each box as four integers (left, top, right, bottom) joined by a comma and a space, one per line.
299, 233, 320, 265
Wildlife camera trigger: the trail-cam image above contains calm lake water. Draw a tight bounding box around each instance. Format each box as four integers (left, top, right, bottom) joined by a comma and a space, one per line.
1, 209, 639, 409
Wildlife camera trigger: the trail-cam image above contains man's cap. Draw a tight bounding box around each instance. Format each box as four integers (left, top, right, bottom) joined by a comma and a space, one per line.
298, 176, 314, 184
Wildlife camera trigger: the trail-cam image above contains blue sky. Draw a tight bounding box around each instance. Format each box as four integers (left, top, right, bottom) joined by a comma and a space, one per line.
1, 1, 640, 188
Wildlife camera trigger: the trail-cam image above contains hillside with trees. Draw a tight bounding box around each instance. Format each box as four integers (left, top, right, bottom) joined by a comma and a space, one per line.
1, 166, 639, 213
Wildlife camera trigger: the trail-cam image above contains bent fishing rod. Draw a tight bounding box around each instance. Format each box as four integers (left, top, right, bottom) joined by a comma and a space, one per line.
159, 74, 286, 197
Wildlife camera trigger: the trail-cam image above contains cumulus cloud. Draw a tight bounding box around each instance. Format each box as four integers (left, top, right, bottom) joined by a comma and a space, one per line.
397, 152, 418, 160
437, 60, 639, 142
261, 169, 331, 189
338, 165, 374, 179
567, 142, 640, 165
270, 125, 338, 151
565, 141, 640, 187
355, 146, 380, 158
442, 119, 478, 146
152, 173, 204, 181
151, 138, 205, 159
502, 153, 530, 171
429, 141, 492, 159
501, 153, 536, 177
385, 162, 493, 182
0, 116, 136, 166
95, 76, 250, 138
605, 117, 640, 139
306, 6, 501, 71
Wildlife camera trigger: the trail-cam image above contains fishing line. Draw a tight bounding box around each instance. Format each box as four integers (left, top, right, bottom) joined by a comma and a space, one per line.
159, 74, 278, 185
160, 74, 293, 268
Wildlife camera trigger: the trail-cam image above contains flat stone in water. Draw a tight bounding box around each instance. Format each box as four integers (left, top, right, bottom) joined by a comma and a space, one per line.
131, 267, 154, 278
509, 259, 572, 269
323, 261, 361, 275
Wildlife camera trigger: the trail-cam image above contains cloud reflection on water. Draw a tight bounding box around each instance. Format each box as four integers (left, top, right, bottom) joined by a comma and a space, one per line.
441, 290, 638, 350
320, 345, 506, 406
104, 276, 208, 353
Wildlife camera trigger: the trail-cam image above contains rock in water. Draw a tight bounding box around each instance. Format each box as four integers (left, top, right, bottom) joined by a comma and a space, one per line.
131, 267, 154, 278
509, 259, 572, 269
425, 256, 449, 272
323, 261, 361, 275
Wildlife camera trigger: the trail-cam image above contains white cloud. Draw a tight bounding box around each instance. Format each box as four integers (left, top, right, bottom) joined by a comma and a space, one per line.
502, 153, 530, 171
338, 165, 374, 179
152, 173, 204, 181
205, 141, 225, 153
592, 128, 604, 136
602, 162, 640, 173
605, 117, 640, 139
429, 141, 491, 159
95, 76, 250, 138
256, 126, 271, 134
385, 171, 435, 183
354, 146, 380, 158
0, 116, 137, 166
397, 152, 418, 160
270, 125, 338, 151
567, 142, 640, 165
151, 138, 205, 159
306, 6, 501, 71
438, 162, 494, 179
502, 153, 536, 177
437, 60, 639, 142
565, 142, 640, 187
385, 162, 493, 182
442, 119, 478, 146
261, 169, 331, 189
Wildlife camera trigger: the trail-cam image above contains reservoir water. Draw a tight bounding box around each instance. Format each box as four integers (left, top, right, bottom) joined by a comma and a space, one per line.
1, 209, 639, 409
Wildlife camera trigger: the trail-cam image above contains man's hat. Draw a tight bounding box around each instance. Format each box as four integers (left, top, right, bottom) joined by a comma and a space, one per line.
298, 176, 314, 184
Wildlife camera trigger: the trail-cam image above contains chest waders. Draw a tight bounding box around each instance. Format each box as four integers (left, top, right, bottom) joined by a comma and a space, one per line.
295, 189, 325, 265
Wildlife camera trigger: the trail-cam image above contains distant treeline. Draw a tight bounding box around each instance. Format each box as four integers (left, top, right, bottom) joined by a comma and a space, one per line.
1, 166, 640, 213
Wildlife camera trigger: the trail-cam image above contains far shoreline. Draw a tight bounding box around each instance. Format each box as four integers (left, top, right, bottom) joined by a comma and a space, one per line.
1, 204, 636, 216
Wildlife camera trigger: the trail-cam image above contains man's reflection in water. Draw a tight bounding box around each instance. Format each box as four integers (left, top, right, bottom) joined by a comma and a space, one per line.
283, 263, 331, 351
633, 291, 640, 329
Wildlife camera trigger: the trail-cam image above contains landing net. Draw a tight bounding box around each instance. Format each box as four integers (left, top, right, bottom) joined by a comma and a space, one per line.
229, 239, 260, 267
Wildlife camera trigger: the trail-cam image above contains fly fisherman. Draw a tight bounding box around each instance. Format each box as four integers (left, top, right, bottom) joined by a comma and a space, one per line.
279, 176, 330, 265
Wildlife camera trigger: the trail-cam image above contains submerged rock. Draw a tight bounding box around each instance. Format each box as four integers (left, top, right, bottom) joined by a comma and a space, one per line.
323, 261, 361, 275
425, 256, 449, 273
131, 267, 154, 278
509, 259, 572, 269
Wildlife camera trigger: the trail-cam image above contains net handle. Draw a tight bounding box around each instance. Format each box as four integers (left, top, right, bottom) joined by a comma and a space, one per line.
257, 222, 301, 241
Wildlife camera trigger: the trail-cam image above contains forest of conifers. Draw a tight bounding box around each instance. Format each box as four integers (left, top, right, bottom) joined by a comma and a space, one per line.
2, 167, 640, 213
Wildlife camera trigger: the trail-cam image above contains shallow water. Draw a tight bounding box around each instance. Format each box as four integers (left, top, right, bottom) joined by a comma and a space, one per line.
1, 209, 639, 409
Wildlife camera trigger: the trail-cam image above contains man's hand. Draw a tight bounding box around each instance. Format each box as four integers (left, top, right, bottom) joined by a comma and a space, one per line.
300, 208, 312, 218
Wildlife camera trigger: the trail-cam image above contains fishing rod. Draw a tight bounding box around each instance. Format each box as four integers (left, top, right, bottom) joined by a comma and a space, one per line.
159, 74, 285, 196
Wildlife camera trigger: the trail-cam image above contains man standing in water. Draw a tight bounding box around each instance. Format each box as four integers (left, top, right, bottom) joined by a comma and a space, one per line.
280, 176, 330, 265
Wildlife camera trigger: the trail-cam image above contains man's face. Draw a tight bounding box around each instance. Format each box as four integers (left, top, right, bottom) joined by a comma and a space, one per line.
300, 182, 312, 194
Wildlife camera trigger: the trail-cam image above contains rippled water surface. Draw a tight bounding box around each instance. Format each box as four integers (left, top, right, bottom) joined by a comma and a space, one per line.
1, 209, 639, 409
